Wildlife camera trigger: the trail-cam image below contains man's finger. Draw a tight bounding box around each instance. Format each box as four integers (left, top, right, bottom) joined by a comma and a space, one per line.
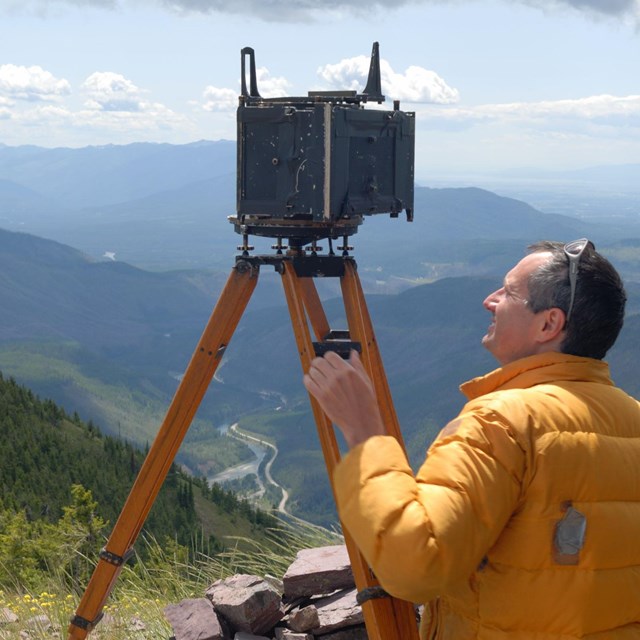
349, 349, 367, 374
323, 350, 347, 368
302, 373, 316, 393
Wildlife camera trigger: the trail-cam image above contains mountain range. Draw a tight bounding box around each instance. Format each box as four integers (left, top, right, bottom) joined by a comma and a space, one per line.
1, 141, 639, 525
1, 140, 639, 279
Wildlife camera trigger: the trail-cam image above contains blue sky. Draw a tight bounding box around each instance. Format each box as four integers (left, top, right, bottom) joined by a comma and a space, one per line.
1, 0, 639, 178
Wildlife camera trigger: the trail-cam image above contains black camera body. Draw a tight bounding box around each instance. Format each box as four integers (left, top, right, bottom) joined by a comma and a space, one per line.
233, 44, 415, 243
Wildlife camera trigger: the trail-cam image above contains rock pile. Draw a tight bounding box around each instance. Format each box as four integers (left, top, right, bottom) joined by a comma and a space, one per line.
164, 545, 385, 640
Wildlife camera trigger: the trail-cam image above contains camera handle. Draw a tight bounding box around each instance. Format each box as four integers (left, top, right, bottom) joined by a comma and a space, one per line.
240, 46, 261, 98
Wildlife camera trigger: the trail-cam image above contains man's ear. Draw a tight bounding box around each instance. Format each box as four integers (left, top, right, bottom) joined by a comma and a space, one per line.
538, 307, 566, 344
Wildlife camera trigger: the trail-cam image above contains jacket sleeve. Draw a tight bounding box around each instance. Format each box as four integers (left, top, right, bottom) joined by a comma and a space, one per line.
332, 408, 526, 604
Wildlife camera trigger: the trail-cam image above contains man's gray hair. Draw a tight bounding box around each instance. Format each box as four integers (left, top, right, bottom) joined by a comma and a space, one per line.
526, 240, 626, 360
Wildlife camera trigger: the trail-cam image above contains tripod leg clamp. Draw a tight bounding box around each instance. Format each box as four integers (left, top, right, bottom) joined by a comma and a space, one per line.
356, 586, 390, 605
99, 546, 135, 566
70, 611, 104, 632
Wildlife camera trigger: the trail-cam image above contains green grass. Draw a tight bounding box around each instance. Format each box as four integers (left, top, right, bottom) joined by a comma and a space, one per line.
0, 522, 342, 640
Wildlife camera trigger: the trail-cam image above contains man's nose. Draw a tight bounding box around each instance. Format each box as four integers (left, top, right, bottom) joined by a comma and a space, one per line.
483, 288, 502, 311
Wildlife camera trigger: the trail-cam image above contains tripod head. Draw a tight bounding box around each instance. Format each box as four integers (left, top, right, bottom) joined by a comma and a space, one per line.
230, 43, 415, 249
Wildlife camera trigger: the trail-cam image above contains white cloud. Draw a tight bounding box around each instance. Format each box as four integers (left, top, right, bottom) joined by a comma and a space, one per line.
147, 0, 640, 24
317, 56, 460, 104
417, 94, 640, 143
1, 0, 117, 13
200, 67, 291, 112
201, 86, 237, 112
316, 55, 370, 92
74, 101, 190, 134
0, 64, 71, 102
82, 71, 146, 111
2, 0, 639, 25
12, 103, 71, 126
522, 0, 639, 21
0, 71, 193, 145
385, 65, 460, 104
78, 71, 190, 132
253, 67, 291, 98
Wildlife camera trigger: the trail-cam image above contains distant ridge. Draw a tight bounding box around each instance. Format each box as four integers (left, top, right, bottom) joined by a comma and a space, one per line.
0, 139, 235, 208
0, 227, 214, 347
498, 163, 640, 186
0, 140, 636, 274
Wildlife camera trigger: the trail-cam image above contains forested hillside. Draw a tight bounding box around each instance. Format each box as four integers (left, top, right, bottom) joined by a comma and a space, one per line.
0, 371, 279, 576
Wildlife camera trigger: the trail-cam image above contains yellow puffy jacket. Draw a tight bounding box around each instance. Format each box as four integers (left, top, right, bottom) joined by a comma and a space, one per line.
333, 352, 640, 638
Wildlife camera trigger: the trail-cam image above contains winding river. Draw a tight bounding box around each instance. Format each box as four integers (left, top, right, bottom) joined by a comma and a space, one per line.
208, 424, 290, 514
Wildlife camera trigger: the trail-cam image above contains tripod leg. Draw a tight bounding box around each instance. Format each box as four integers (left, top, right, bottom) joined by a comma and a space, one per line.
297, 276, 330, 341
280, 262, 419, 640
280, 262, 340, 470
68, 261, 259, 640
340, 260, 420, 639
340, 260, 407, 446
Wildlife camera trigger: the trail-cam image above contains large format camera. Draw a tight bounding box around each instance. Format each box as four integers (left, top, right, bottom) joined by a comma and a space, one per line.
231, 43, 415, 246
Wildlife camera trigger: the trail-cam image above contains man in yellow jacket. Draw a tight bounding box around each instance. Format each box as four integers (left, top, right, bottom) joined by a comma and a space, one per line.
303, 239, 640, 639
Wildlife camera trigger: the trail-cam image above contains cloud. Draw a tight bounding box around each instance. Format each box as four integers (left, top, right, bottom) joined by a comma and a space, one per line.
74, 102, 189, 133
8, 99, 190, 137
2, 0, 117, 12
201, 87, 237, 112
19, 104, 72, 123
317, 56, 459, 104
82, 71, 146, 111
171, 0, 640, 24
252, 67, 292, 98
77, 73, 191, 132
419, 93, 640, 137
0, 64, 71, 102
0, 70, 192, 145
158, 0, 337, 21
4, 0, 638, 23
158, 0, 640, 22
201, 67, 291, 111
523, 0, 639, 19
198, 56, 455, 111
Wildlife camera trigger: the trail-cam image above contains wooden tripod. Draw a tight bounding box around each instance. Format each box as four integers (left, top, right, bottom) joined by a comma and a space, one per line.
68, 249, 420, 640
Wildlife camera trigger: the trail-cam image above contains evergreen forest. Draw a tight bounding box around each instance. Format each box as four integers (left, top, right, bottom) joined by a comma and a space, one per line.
0, 371, 280, 590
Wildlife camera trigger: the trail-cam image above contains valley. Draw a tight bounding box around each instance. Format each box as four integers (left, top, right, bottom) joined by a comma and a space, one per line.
1, 141, 639, 527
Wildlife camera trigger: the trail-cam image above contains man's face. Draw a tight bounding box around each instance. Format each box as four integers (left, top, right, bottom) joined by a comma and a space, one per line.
482, 252, 552, 365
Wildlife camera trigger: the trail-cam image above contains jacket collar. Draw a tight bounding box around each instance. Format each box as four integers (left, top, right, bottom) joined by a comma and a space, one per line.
460, 352, 613, 401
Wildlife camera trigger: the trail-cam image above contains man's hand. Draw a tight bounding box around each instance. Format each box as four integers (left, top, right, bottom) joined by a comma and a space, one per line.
303, 349, 386, 449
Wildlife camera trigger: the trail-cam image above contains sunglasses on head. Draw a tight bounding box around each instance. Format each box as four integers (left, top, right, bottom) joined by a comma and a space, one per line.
564, 238, 595, 323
